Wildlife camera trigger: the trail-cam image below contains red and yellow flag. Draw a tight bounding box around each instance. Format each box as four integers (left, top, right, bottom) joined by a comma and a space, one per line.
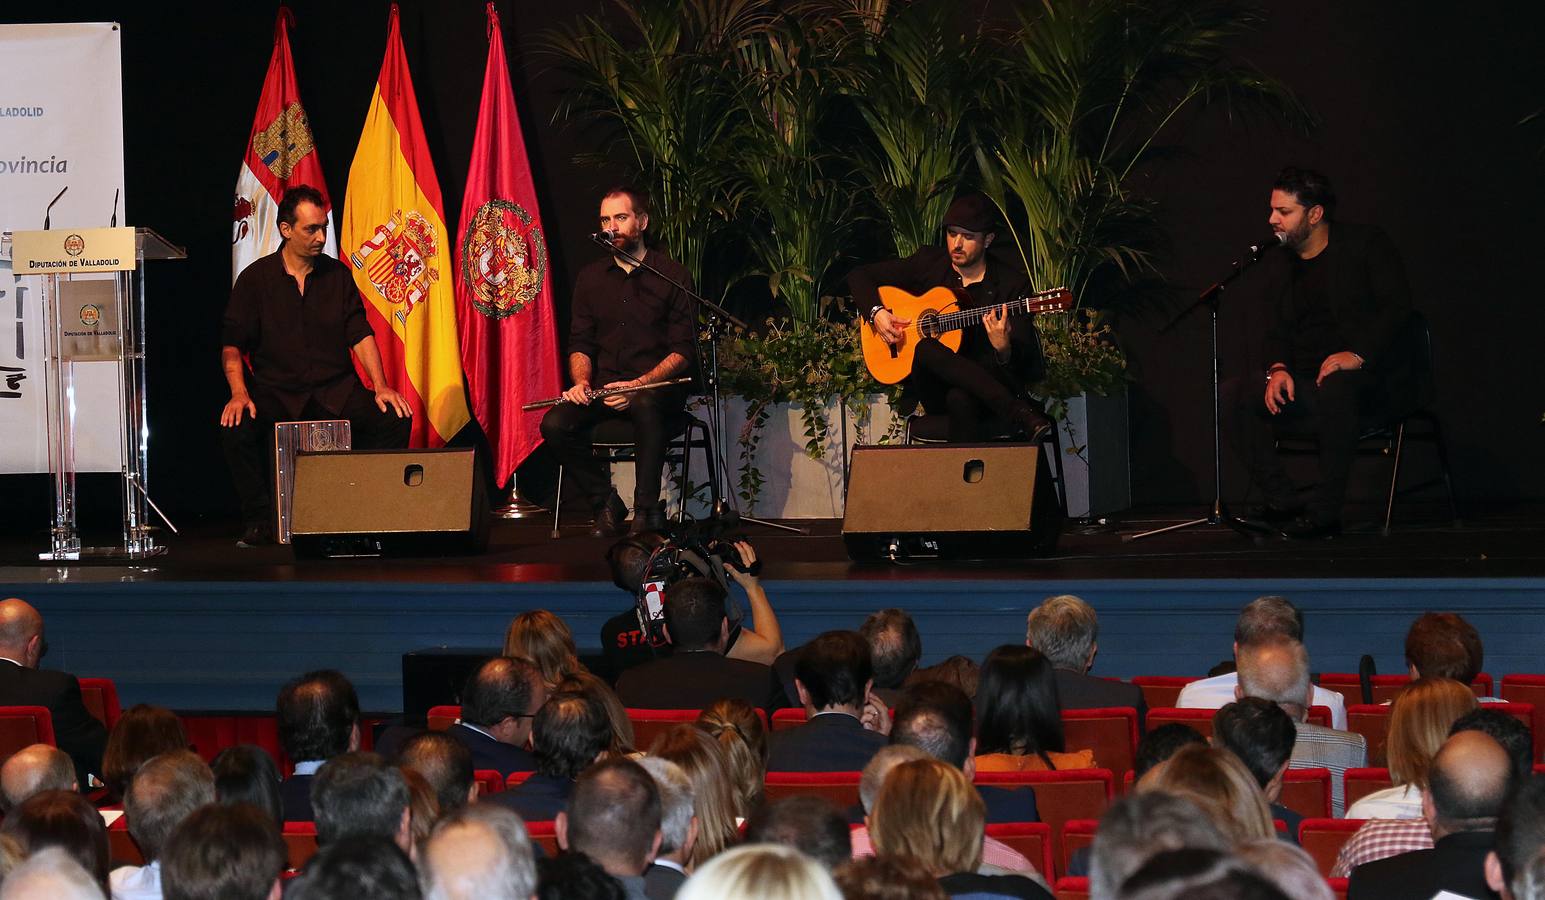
342, 4, 469, 447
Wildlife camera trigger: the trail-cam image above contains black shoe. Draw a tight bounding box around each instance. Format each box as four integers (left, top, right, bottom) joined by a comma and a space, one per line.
1247, 500, 1306, 524
236, 522, 274, 549
629, 506, 667, 535
1008, 404, 1054, 442
590, 493, 628, 538
1281, 516, 1342, 540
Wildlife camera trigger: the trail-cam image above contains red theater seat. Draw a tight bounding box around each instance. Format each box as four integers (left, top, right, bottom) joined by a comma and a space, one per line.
763, 771, 862, 809
1342, 768, 1394, 810
474, 769, 504, 796
1053, 876, 1090, 900
78, 678, 122, 731
1060, 707, 1138, 784
1060, 819, 1098, 878
1298, 818, 1366, 877
625, 709, 701, 750
1279, 768, 1332, 820
0, 706, 54, 759
1130, 677, 1198, 710
975, 769, 1114, 868
985, 822, 1054, 881
106, 816, 144, 866
426, 705, 461, 732
282, 821, 318, 869
525, 820, 561, 857
1319, 673, 1494, 707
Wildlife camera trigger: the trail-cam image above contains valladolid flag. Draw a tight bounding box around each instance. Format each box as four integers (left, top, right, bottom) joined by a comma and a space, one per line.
454, 2, 560, 483
232, 9, 333, 282
343, 4, 469, 447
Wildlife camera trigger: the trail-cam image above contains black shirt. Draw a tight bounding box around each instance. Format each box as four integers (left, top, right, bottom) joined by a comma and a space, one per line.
221, 250, 375, 419
1282, 247, 1345, 370
568, 253, 696, 386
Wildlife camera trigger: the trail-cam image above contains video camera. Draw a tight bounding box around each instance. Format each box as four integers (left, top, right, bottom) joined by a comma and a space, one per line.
613, 512, 760, 650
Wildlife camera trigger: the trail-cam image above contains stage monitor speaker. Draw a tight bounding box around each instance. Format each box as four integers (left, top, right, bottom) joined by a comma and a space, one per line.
842, 443, 1062, 560
291, 448, 489, 557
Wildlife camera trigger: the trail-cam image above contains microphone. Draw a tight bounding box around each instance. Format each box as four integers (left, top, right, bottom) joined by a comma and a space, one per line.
590, 228, 619, 244
43, 185, 67, 230
109, 188, 119, 228
1249, 233, 1285, 257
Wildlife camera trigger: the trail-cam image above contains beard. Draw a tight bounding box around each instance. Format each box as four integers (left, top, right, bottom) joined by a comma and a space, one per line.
1278, 218, 1313, 251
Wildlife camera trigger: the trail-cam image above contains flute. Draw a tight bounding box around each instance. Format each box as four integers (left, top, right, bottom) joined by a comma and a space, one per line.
521, 376, 693, 411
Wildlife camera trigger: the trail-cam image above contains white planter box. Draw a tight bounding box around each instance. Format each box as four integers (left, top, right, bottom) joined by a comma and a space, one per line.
1054, 390, 1131, 518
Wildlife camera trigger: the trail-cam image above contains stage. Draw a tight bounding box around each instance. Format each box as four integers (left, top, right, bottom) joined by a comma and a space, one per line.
2, 503, 1544, 713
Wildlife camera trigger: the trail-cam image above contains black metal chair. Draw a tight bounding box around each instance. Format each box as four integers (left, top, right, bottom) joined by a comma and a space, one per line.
903, 411, 1068, 516
550, 411, 720, 537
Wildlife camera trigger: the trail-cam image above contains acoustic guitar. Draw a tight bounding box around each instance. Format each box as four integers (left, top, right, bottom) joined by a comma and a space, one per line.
859, 285, 1074, 384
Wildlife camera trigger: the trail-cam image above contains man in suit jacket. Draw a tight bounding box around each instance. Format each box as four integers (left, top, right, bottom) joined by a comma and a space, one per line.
1228, 167, 1417, 539
450, 657, 544, 777
556, 759, 663, 900
616, 578, 783, 711
1025, 594, 1146, 726
0, 599, 107, 787
276, 669, 361, 822
890, 682, 1038, 825
489, 690, 611, 823
1349, 729, 1510, 900
767, 631, 888, 773
637, 757, 695, 900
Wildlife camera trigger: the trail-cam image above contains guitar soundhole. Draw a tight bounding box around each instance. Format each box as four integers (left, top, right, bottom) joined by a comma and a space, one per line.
917, 310, 940, 340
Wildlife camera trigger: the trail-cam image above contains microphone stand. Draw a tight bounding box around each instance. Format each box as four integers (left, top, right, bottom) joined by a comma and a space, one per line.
589, 233, 805, 535
1124, 238, 1278, 542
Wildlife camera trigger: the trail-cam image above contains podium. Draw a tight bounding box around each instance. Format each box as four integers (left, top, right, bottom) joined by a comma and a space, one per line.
12, 227, 185, 560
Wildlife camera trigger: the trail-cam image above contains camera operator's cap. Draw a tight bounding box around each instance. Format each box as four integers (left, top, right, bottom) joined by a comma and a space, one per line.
941, 193, 998, 234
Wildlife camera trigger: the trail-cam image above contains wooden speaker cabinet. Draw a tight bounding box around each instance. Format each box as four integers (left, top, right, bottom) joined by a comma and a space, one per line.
291, 448, 489, 557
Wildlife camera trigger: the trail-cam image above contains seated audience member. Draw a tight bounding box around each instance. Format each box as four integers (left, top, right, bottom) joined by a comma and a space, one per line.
276, 669, 361, 822
491, 689, 612, 822
745, 796, 853, 871
287, 836, 421, 900
1234, 638, 1366, 815
648, 725, 738, 872
1336, 706, 1534, 877
310, 752, 411, 856
160, 803, 286, 900
905, 655, 978, 699
557, 671, 637, 757
1176, 596, 1347, 729
973, 645, 1094, 772
1348, 729, 1512, 900
869, 759, 1051, 899
1025, 594, 1147, 724
695, 698, 767, 818
0, 790, 110, 894
0, 847, 105, 900
1345, 676, 1475, 820
1138, 744, 1276, 843
1233, 841, 1333, 900
452, 657, 544, 777
0, 744, 76, 813
0, 599, 109, 790
211, 745, 283, 826
860, 609, 923, 706
676, 844, 843, 900
1405, 612, 1493, 695
420, 803, 537, 900
1487, 774, 1545, 900
538, 852, 626, 900
99, 704, 188, 805
833, 854, 948, 900
400, 766, 440, 853
1212, 698, 1305, 841
1088, 792, 1230, 900
637, 757, 696, 898
504, 609, 585, 691
767, 631, 887, 772
1134, 725, 1207, 780
890, 681, 1037, 824
112, 750, 217, 900
617, 578, 783, 711
1117, 847, 1291, 900
556, 759, 664, 900
399, 730, 476, 815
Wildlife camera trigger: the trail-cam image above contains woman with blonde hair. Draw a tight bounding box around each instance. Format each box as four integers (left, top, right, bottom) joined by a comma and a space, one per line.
677, 844, 842, 900
503, 609, 584, 689
1346, 676, 1476, 819
869, 758, 1048, 898
555, 670, 636, 757
1137, 744, 1276, 843
649, 724, 740, 871
696, 698, 767, 817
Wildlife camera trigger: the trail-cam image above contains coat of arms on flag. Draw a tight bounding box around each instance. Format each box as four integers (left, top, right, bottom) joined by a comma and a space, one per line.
350, 209, 441, 325
461, 198, 547, 320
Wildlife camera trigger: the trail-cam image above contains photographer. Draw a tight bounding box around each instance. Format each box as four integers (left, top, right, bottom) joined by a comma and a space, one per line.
600, 534, 784, 678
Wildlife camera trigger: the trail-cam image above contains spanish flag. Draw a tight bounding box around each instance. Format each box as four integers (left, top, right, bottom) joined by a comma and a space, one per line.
342, 4, 469, 447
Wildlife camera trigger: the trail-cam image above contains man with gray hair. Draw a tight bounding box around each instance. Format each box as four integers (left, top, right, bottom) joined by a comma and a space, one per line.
1235, 638, 1365, 815
1088, 791, 1230, 900
111, 750, 218, 900
0, 744, 76, 813
636, 756, 695, 900
1177, 595, 1347, 729
420, 803, 537, 900
1025, 594, 1146, 723
0, 847, 105, 900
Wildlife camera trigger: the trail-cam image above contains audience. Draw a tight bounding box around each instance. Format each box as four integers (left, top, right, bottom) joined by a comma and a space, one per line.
503, 609, 585, 691
890, 681, 1038, 824
451, 657, 543, 777
400, 766, 441, 854
677, 844, 843, 900
1137, 744, 1276, 843
99, 705, 188, 805
159, 803, 286, 900
636, 756, 696, 897
0, 599, 109, 790
398, 731, 476, 815
310, 752, 412, 857
556, 758, 663, 900
0, 744, 76, 814
973, 645, 1093, 772
859, 610, 923, 707
1088, 792, 1229, 900
1404, 612, 1489, 691
210, 745, 283, 826
1133, 725, 1207, 780
648, 725, 739, 872
1212, 698, 1304, 841
833, 855, 947, 900
745, 796, 853, 871
1346, 676, 1476, 819
419, 804, 537, 900
276, 669, 361, 822
288, 836, 421, 900
695, 698, 767, 818
1488, 774, 1545, 900
768, 631, 888, 772
112, 750, 217, 900
490, 689, 610, 821
1025, 595, 1147, 724
556, 671, 637, 757
0, 846, 105, 900
1117, 847, 1290, 900
537, 851, 625, 900
1232, 840, 1333, 900
0, 790, 110, 894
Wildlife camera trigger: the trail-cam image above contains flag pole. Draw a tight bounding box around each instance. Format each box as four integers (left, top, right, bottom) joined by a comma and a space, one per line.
494, 474, 545, 519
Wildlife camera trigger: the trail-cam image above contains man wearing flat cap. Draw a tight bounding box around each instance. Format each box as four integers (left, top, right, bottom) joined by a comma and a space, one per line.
848, 193, 1052, 442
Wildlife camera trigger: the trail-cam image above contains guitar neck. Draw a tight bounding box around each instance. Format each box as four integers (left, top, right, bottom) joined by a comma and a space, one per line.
922, 291, 1068, 337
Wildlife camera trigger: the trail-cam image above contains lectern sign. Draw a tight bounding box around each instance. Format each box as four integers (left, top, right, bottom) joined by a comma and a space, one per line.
11, 227, 136, 274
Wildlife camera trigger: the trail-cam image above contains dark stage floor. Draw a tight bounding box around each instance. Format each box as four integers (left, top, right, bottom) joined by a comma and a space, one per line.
3, 502, 1541, 584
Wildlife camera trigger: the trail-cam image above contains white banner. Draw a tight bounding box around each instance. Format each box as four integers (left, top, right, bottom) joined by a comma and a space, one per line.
0, 23, 126, 473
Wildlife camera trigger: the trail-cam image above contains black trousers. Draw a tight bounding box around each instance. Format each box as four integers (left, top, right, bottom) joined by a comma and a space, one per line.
221, 384, 413, 528
1224, 368, 1377, 523
539, 388, 685, 512
911, 338, 1025, 442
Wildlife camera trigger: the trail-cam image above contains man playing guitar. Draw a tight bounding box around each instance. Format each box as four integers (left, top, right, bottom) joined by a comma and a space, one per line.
849, 193, 1054, 442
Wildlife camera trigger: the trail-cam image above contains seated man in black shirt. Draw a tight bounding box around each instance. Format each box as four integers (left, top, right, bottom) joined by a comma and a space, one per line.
1227, 168, 1414, 539
219, 185, 410, 547
848, 193, 1051, 442
541, 187, 695, 537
